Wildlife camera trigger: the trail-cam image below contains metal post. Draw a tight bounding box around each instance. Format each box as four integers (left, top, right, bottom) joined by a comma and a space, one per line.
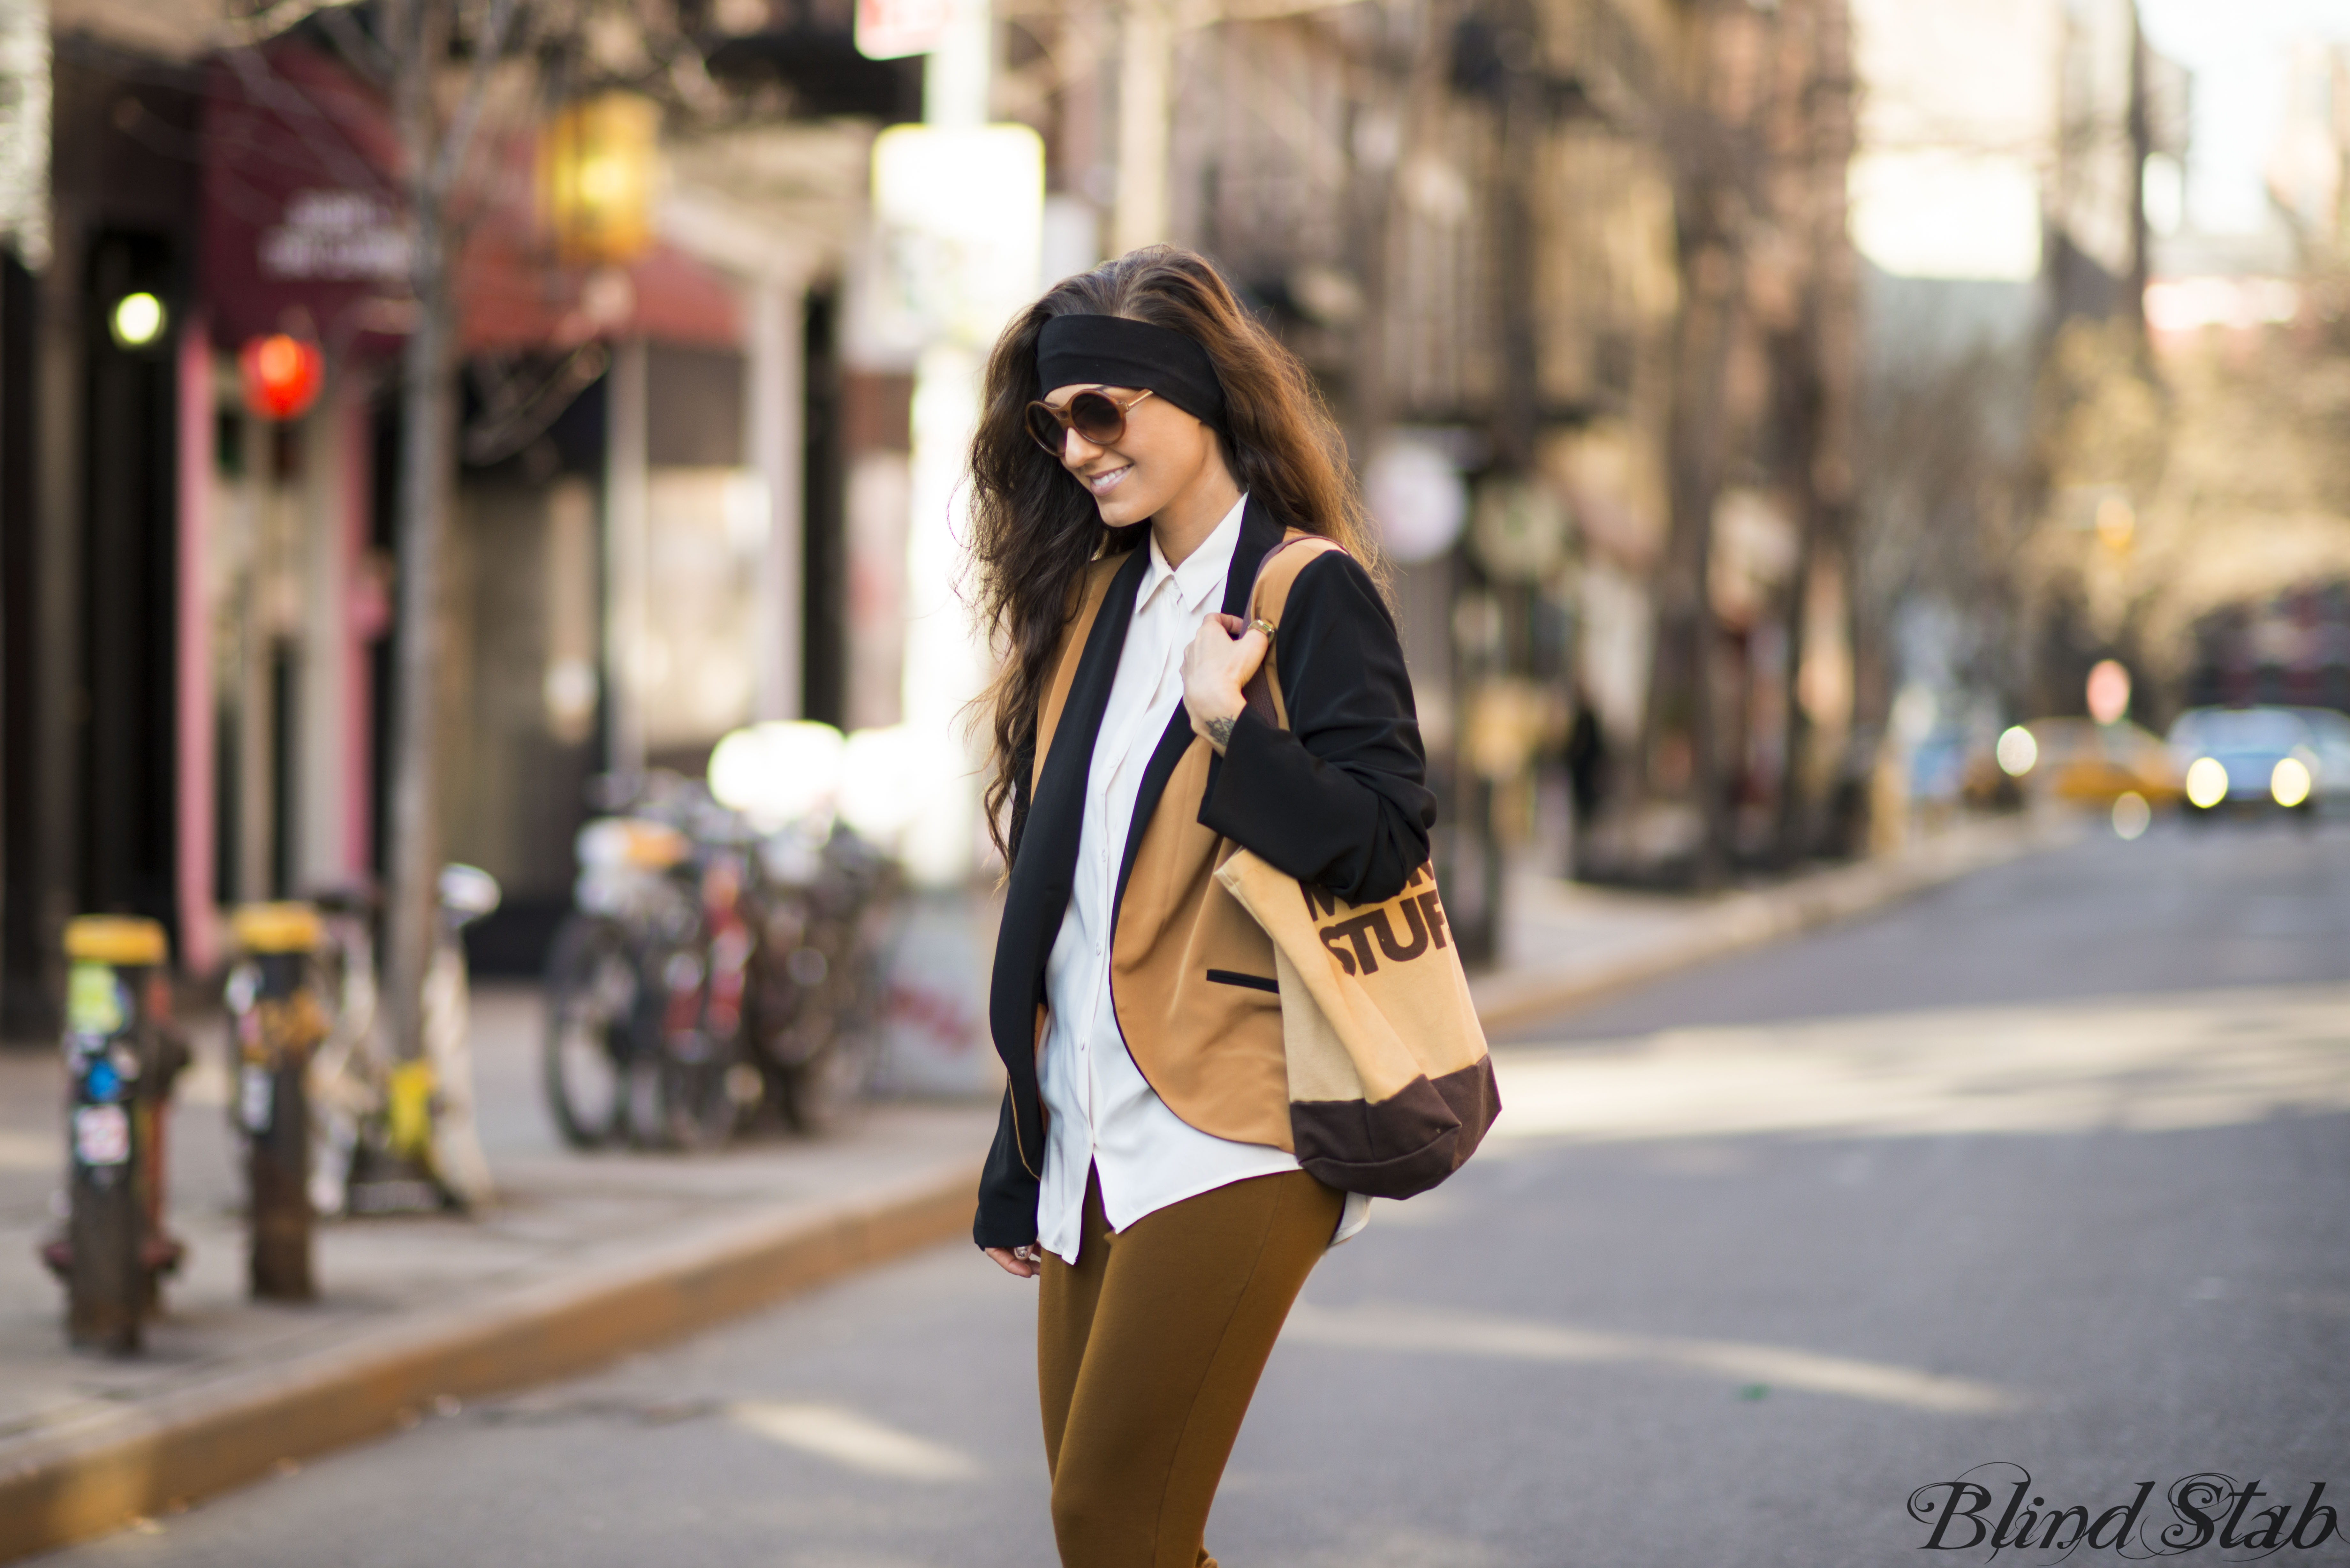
1112, 0, 1170, 253
47, 915, 186, 1353
229, 902, 325, 1300
298, 362, 355, 891
175, 313, 219, 974
747, 281, 805, 723
603, 336, 648, 777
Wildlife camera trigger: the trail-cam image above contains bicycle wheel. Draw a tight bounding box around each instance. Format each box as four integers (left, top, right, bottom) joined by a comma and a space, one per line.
658, 1027, 744, 1151
778, 1035, 874, 1135
777, 930, 885, 1136
633, 944, 742, 1152
542, 915, 637, 1148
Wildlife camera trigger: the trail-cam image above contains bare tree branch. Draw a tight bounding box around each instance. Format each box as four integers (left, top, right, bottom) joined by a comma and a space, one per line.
316, 4, 395, 88
427, 0, 521, 204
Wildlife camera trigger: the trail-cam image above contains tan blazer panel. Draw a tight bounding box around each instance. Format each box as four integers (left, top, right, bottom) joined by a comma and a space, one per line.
1110, 745, 1292, 1150
1023, 533, 1333, 1154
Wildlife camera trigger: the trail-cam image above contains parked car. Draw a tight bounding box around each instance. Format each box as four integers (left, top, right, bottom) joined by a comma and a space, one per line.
2287, 707, 2350, 813
2164, 706, 2338, 820
1980, 717, 2181, 809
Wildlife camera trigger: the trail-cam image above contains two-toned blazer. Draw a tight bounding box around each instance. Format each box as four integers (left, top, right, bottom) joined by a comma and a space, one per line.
974, 496, 1435, 1249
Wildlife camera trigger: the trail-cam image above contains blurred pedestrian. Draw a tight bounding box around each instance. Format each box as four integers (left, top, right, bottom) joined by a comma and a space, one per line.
965, 246, 1435, 1568
1564, 687, 1607, 875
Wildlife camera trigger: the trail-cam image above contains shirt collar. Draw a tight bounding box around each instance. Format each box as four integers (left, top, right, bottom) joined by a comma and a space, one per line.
1142, 493, 1248, 614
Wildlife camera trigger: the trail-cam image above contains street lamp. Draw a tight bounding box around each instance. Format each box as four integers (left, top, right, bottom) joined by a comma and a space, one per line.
539, 92, 659, 265
109, 291, 166, 349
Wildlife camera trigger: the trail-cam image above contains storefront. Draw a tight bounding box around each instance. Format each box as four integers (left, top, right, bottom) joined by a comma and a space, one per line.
193, 40, 880, 974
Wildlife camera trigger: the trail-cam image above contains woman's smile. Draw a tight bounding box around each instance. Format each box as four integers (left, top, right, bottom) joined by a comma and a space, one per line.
1040, 379, 1231, 539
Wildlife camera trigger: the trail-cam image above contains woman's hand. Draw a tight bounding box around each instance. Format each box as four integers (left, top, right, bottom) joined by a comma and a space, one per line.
984, 1245, 1042, 1278
1184, 614, 1267, 754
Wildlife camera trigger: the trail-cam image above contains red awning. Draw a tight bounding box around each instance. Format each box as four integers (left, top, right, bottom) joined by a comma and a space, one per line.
202, 44, 740, 360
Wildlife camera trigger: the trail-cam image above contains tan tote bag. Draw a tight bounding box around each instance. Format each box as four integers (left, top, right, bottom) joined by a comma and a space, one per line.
1211, 537, 1500, 1199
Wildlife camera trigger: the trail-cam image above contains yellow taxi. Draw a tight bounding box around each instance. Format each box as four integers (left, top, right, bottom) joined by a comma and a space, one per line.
1979, 718, 2183, 807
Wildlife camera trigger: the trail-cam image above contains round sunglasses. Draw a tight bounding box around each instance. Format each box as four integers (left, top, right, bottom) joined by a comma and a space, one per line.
1025, 387, 1155, 459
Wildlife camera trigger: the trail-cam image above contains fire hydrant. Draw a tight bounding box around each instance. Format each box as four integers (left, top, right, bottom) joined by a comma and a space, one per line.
227, 902, 326, 1301
42, 916, 189, 1353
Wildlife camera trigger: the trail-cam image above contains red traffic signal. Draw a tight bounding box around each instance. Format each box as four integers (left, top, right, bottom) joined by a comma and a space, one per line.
238, 334, 324, 421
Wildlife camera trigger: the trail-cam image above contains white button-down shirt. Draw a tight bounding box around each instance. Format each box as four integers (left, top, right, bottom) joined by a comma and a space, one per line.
1034, 495, 1304, 1263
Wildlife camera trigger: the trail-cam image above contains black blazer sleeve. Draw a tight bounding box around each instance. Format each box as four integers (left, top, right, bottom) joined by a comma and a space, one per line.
974, 739, 1042, 1250
973, 1085, 1040, 1248
1197, 550, 1435, 905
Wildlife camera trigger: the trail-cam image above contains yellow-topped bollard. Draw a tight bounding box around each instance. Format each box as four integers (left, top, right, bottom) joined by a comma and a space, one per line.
226, 902, 326, 1301
48, 915, 187, 1354
229, 902, 325, 956
64, 915, 170, 968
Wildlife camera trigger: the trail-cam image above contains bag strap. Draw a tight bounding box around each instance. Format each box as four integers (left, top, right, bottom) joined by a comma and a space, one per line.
1239, 533, 1343, 731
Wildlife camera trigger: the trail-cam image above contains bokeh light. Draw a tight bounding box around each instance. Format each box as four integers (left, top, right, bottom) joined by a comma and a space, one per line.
109, 292, 165, 348
2270, 756, 2312, 809
2184, 757, 2229, 809
1995, 725, 2038, 776
2085, 660, 2131, 725
2111, 790, 2150, 840
708, 720, 846, 828
238, 333, 324, 420
838, 726, 934, 843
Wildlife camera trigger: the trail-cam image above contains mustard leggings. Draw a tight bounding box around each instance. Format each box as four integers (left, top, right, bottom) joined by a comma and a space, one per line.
1037, 1166, 1343, 1568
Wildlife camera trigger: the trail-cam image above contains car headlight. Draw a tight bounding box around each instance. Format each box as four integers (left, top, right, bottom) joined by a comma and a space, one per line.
1995, 726, 2037, 777
2271, 756, 2313, 808
2184, 757, 2228, 809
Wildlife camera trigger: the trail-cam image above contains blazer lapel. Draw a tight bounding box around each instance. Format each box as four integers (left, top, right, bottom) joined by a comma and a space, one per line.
989, 546, 1150, 1087
1112, 498, 1287, 911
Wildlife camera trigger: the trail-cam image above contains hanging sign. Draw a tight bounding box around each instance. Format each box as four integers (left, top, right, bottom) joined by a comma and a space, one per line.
260, 189, 409, 281
856, 0, 951, 59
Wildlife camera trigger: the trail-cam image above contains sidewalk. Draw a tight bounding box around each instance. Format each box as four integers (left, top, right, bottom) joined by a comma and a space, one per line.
1472, 809, 2078, 1034
0, 992, 998, 1560
0, 810, 2068, 1560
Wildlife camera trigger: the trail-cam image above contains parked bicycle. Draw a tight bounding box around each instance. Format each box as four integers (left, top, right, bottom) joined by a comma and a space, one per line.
542, 730, 903, 1152
541, 782, 745, 1151
736, 810, 900, 1133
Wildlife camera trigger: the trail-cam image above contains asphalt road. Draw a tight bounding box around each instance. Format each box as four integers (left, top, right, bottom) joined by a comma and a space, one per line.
42, 815, 2350, 1568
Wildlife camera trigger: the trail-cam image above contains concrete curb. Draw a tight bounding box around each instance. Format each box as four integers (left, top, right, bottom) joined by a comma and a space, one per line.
0, 816, 2064, 1563
1470, 814, 2072, 1037
0, 1165, 978, 1563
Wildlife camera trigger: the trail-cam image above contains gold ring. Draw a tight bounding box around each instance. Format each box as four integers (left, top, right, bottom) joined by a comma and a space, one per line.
1249, 618, 1275, 637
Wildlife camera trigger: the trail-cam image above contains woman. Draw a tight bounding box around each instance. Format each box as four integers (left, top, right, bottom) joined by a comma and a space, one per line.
967, 245, 1433, 1568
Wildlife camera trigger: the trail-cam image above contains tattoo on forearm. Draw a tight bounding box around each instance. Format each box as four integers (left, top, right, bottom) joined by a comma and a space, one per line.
1204, 715, 1235, 750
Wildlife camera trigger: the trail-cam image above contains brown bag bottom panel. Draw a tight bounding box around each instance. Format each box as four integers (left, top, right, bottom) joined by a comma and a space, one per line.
1291, 1056, 1501, 1199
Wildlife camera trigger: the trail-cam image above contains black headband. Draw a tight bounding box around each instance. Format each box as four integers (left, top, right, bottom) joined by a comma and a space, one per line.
1035, 314, 1225, 427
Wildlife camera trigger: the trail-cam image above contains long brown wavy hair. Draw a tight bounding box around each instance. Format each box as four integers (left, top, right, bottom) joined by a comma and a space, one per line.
967, 245, 1380, 863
